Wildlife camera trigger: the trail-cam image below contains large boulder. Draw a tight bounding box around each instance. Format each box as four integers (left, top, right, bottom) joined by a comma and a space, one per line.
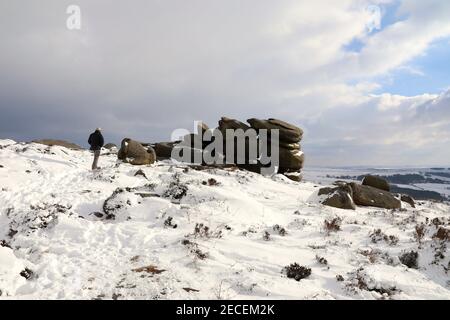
265, 137, 300, 151
278, 141, 300, 151
318, 185, 356, 210
218, 117, 250, 134
118, 138, 156, 165
32, 139, 82, 150
349, 183, 401, 209
247, 118, 303, 143
278, 149, 305, 172
283, 170, 303, 182
362, 175, 390, 192
154, 142, 178, 160
217, 118, 255, 165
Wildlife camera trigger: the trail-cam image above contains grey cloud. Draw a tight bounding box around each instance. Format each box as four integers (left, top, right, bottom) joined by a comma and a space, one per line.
0, 0, 449, 166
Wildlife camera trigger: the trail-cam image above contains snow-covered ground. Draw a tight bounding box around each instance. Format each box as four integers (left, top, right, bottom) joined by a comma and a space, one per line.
0, 139, 449, 300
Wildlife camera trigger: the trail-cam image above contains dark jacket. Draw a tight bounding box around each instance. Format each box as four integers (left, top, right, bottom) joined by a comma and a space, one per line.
88, 130, 104, 151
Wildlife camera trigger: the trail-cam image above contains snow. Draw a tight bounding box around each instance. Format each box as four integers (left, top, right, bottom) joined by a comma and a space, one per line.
0, 247, 26, 296
0, 140, 449, 300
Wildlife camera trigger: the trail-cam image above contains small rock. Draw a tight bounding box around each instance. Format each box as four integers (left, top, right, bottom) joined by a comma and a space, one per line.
104, 143, 117, 150
0, 240, 11, 248
92, 212, 104, 218
399, 251, 419, 269
202, 178, 219, 186
273, 224, 287, 236
8, 229, 17, 238
134, 169, 147, 179
401, 194, 416, 208
164, 216, 177, 229
183, 287, 200, 293
20, 268, 34, 280
112, 293, 122, 300
316, 255, 328, 265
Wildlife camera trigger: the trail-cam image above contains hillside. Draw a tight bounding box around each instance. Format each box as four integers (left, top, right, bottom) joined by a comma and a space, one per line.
0, 139, 449, 300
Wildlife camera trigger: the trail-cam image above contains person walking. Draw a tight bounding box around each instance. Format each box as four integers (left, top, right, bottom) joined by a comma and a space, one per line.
88, 128, 104, 170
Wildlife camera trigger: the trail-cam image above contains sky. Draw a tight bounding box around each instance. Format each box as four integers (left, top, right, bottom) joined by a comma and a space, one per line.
0, 0, 449, 167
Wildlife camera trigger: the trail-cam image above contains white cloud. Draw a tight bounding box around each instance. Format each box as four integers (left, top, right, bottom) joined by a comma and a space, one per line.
375, 93, 436, 111
397, 65, 425, 76
333, 0, 450, 79
0, 0, 449, 166
305, 89, 450, 166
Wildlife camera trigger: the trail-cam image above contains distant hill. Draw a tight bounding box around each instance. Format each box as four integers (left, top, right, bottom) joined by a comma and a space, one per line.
390, 186, 447, 202
355, 174, 449, 185
32, 139, 83, 150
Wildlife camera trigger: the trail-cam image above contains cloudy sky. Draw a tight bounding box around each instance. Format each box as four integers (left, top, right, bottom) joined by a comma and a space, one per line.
1, 0, 449, 167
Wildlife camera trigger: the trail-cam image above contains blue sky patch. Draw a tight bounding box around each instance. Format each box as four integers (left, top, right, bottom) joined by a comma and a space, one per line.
374, 37, 450, 95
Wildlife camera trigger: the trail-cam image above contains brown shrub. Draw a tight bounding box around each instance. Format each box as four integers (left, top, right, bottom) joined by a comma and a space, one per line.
324, 217, 342, 234
282, 263, 311, 281
369, 229, 399, 246
433, 227, 450, 241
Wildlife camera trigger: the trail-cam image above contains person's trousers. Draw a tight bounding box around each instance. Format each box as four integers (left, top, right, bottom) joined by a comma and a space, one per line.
92, 150, 100, 170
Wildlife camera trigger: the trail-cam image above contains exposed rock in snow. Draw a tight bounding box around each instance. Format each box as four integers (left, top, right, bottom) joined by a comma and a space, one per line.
0, 139, 449, 299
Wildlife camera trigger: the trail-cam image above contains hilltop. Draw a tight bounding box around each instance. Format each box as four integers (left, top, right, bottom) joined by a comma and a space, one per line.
0, 139, 449, 299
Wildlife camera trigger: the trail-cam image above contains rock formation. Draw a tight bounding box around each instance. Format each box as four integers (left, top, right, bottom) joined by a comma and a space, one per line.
247, 118, 304, 181
145, 117, 305, 181
349, 182, 401, 209
118, 138, 156, 165
319, 176, 404, 210
318, 185, 356, 210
